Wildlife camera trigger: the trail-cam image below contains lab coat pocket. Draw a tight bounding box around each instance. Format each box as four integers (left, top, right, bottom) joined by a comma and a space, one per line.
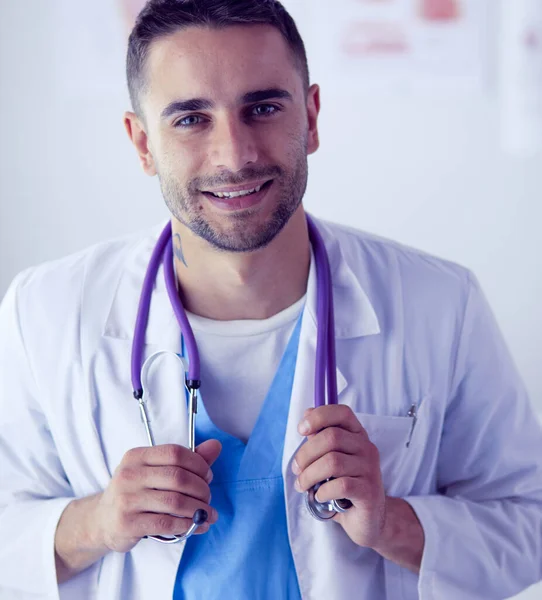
354, 411, 417, 497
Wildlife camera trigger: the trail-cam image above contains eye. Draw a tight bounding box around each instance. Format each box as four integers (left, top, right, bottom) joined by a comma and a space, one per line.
252, 104, 280, 117
174, 115, 204, 128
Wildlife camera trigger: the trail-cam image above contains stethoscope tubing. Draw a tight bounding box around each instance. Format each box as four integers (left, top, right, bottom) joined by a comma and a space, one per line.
131, 215, 352, 540
306, 217, 353, 518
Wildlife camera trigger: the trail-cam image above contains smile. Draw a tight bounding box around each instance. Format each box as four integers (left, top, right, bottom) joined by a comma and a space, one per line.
209, 185, 262, 199
202, 180, 273, 199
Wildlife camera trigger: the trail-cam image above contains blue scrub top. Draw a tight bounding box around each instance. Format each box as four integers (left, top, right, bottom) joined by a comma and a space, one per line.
173, 316, 304, 600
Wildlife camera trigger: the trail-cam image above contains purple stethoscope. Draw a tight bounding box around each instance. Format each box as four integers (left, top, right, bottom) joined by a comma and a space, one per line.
131, 214, 352, 544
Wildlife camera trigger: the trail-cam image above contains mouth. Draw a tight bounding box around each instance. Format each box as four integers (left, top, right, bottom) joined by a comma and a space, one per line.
200, 179, 274, 211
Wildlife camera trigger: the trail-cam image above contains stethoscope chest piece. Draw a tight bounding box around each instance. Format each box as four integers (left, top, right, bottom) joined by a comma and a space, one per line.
305, 481, 354, 522
306, 484, 336, 521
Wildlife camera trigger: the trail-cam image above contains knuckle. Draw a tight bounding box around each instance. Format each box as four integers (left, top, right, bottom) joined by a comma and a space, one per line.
120, 511, 137, 533
172, 468, 189, 489
192, 454, 210, 478
162, 465, 180, 483
156, 514, 175, 532
339, 404, 352, 420
165, 444, 185, 464
123, 447, 142, 464
195, 480, 210, 501
323, 427, 341, 449
337, 477, 354, 498
162, 491, 184, 513
117, 466, 137, 484
326, 452, 343, 474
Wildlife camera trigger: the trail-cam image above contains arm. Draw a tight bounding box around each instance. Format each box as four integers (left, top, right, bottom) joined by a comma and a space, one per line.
54, 493, 109, 584
403, 272, 542, 599
0, 274, 221, 593
54, 441, 220, 584
0, 274, 77, 598
293, 272, 542, 598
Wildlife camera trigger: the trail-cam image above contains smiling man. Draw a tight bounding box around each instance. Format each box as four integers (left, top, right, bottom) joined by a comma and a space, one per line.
1, 1, 542, 599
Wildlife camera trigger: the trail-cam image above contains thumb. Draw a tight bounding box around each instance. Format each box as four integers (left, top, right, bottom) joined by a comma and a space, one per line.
195, 439, 222, 467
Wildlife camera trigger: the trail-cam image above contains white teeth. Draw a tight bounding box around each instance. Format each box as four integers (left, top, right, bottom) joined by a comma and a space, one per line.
210, 184, 263, 199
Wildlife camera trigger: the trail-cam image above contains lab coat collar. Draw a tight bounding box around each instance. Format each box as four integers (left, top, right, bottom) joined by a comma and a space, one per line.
102, 215, 381, 345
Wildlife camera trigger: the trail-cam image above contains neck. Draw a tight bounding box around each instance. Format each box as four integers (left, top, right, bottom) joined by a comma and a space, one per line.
172, 207, 310, 321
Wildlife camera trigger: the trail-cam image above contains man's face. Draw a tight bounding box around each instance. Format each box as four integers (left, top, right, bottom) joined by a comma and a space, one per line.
134, 24, 320, 252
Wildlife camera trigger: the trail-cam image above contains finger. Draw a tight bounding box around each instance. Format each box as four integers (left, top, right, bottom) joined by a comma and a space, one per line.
130, 489, 218, 524
312, 476, 361, 505
125, 444, 212, 482
296, 452, 366, 493
134, 510, 215, 539
293, 427, 364, 473
195, 439, 222, 467
298, 405, 365, 438
139, 465, 211, 503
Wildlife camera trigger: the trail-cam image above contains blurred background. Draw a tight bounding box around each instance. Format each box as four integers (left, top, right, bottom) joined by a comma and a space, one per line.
0, 1, 541, 595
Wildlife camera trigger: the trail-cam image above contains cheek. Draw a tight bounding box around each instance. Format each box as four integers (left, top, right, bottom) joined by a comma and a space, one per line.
157, 139, 202, 180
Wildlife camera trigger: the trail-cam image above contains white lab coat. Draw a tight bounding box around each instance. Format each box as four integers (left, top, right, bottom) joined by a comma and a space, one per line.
1, 216, 541, 600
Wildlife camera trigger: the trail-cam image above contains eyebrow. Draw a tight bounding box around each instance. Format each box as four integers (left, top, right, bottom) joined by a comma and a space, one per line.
241, 88, 293, 104
160, 88, 293, 120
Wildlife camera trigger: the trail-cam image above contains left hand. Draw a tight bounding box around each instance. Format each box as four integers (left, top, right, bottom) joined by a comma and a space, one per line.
292, 405, 387, 549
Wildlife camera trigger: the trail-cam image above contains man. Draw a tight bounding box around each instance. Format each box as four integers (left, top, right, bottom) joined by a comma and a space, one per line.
0, 1, 541, 598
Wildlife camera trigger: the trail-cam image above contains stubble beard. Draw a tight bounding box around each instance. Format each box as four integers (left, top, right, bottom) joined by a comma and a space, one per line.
157, 144, 309, 253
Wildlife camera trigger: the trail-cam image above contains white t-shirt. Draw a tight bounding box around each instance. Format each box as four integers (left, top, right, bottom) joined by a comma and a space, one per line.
186, 296, 306, 444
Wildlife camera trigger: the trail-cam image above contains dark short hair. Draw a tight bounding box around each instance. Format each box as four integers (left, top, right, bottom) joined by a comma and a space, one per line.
126, 0, 310, 117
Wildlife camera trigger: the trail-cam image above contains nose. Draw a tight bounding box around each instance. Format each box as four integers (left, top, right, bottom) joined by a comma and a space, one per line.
208, 115, 258, 172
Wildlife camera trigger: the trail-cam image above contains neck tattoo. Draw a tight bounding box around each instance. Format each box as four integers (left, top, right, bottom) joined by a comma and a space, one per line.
173, 233, 188, 268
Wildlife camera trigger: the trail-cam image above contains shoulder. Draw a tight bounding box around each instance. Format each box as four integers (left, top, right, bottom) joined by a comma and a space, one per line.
3, 223, 164, 334
317, 217, 473, 316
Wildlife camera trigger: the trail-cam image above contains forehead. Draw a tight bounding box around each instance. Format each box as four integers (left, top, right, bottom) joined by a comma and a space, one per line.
143, 24, 302, 110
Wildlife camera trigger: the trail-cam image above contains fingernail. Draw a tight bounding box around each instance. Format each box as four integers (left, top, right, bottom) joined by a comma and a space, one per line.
294, 478, 302, 493
206, 470, 213, 484
298, 420, 310, 435
291, 459, 301, 475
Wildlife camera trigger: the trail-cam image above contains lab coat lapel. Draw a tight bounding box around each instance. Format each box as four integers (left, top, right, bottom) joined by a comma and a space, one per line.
100, 224, 190, 471
282, 219, 382, 600
103, 221, 179, 350
282, 309, 342, 474
282, 217, 380, 472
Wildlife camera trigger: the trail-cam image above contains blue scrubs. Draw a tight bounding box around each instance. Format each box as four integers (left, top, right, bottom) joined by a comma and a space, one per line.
173, 316, 303, 600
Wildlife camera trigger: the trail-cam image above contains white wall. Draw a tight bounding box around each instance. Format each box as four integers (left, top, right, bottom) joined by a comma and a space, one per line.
0, 1, 541, 598
2, 0, 540, 410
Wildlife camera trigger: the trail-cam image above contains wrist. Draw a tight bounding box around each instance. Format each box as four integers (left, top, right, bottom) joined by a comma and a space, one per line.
370, 496, 394, 553
55, 493, 111, 585
370, 497, 425, 575
83, 493, 110, 552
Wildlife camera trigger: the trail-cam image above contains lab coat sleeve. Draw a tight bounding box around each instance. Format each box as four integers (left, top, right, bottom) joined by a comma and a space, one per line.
404, 272, 542, 600
0, 273, 75, 600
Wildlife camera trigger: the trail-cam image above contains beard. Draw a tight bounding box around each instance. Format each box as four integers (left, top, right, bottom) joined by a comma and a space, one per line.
157, 137, 309, 253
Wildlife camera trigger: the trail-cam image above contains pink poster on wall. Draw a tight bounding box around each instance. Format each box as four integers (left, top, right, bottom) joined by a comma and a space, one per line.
419, 0, 461, 22
305, 0, 487, 91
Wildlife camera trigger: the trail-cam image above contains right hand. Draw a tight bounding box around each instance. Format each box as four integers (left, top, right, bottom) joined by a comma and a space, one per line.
94, 439, 222, 553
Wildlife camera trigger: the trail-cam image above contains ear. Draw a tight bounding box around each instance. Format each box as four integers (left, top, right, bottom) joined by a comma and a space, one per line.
124, 111, 157, 176
306, 84, 321, 156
